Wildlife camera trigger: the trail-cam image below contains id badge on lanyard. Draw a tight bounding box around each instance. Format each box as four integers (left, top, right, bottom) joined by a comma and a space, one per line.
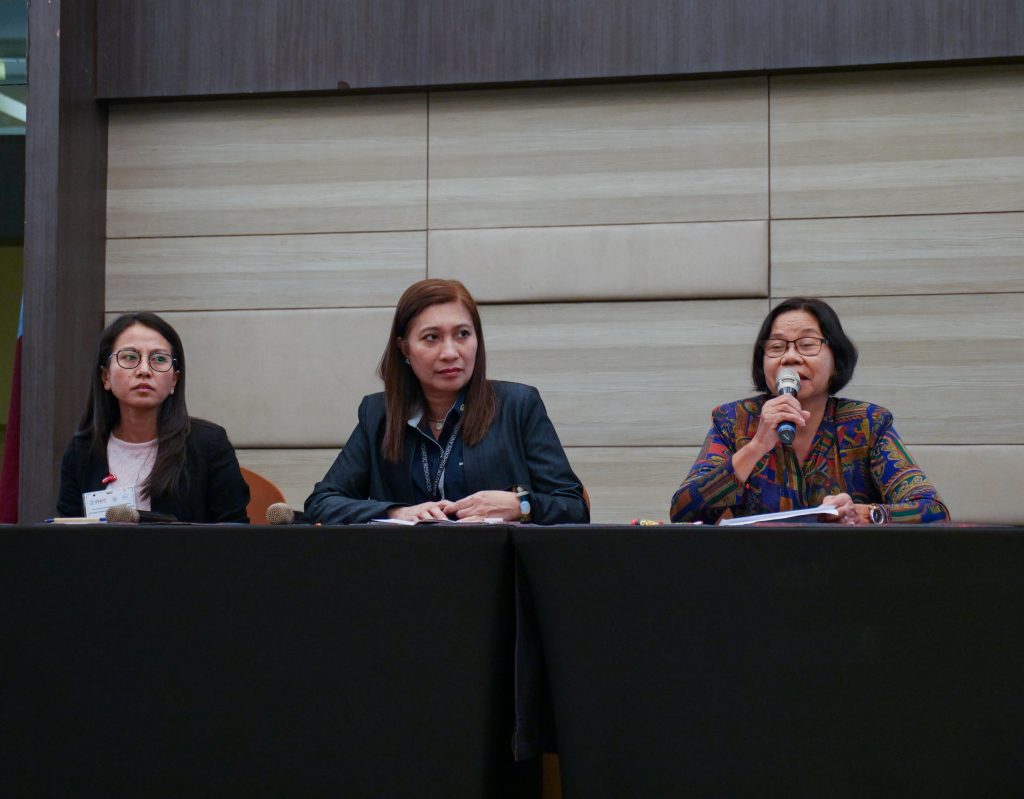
83, 479, 138, 518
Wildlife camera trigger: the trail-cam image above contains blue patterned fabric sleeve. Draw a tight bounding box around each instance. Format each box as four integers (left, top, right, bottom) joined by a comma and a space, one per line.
670, 404, 746, 524
868, 407, 951, 523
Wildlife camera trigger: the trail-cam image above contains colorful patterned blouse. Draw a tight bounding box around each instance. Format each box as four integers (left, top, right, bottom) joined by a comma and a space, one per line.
670, 396, 950, 524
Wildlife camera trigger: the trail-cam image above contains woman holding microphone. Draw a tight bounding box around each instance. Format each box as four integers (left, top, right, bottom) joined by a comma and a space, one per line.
671, 297, 949, 526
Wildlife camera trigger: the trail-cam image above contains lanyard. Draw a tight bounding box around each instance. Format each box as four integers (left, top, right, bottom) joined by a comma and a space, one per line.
420, 418, 463, 500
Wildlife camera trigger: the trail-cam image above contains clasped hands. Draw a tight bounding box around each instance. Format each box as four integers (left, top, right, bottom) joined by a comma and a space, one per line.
387, 490, 521, 523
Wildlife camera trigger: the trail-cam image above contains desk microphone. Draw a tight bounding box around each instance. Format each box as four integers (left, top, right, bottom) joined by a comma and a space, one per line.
105, 505, 179, 524
266, 502, 296, 525
775, 369, 800, 445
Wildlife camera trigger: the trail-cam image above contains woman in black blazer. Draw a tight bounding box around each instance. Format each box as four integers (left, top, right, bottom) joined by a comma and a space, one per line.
57, 312, 249, 523
305, 279, 588, 525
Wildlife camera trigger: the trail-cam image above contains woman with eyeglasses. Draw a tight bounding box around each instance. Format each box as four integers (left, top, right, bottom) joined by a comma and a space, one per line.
57, 312, 250, 522
305, 279, 588, 525
671, 297, 949, 525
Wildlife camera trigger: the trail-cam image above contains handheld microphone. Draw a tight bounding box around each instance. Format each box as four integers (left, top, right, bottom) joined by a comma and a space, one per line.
774, 369, 801, 445
105, 505, 179, 524
266, 502, 296, 525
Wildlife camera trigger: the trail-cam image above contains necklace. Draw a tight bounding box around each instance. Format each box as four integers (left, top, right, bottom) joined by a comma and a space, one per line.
430, 418, 445, 431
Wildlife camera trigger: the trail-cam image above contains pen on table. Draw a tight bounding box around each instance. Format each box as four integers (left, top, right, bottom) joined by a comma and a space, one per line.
630, 519, 703, 526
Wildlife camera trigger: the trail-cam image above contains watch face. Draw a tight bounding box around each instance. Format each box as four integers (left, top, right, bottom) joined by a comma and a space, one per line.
870, 505, 884, 524
520, 498, 531, 515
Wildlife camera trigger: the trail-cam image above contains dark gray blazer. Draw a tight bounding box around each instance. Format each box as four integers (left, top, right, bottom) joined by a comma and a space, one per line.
305, 381, 589, 525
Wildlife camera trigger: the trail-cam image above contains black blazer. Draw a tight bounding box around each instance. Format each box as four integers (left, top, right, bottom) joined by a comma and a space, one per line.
57, 418, 250, 523
305, 381, 589, 525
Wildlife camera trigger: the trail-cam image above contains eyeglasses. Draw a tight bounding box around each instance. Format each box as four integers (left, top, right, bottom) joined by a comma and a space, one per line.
760, 337, 828, 358
107, 349, 177, 372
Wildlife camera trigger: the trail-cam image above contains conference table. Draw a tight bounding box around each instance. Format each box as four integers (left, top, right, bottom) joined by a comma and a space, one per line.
3, 523, 1023, 798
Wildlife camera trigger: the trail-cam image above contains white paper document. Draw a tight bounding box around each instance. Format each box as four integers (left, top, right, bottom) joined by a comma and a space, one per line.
717, 504, 839, 526
369, 517, 505, 525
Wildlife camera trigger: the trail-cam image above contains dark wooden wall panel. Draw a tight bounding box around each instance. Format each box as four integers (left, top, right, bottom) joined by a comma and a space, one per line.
426, 0, 769, 85
96, 0, 1024, 98
771, 0, 1024, 69
21, 0, 107, 522
95, 0, 428, 97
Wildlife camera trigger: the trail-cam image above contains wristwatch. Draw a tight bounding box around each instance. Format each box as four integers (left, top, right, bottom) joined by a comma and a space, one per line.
868, 503, 887, 525
512, 485, 532, 523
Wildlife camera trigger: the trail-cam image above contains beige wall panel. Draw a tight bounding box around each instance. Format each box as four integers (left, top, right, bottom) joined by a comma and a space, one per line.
236, 449, 339, 510
820, 294, 1024, 444
911, 445, 1024, 525
139, 309, 394, 447
107, 95, 427, 238
106, 232, 425, 312
772, 213, 1024, 298
566, 446, 698, 524
771, 66, 1024, 218
430, 221, 768, 302
429, 79, 768, 229
482, 299, 768, 447
235, 443, 1024, 525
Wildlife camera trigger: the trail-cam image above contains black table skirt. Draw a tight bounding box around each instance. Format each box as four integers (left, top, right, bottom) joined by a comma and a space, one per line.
5, 523, 1023, 798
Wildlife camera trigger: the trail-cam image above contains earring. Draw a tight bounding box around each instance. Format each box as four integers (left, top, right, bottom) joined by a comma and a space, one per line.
405, 357, 410, 365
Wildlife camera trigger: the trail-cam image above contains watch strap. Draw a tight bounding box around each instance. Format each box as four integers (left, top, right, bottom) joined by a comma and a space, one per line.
511, 485, 532, 523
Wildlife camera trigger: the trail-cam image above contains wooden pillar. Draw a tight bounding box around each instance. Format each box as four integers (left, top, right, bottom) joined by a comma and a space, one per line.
21, 0, 106, 522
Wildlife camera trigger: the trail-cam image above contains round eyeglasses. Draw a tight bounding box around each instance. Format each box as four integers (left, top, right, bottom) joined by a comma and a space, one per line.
760, 337, 828, 358
107, 349, 177, 372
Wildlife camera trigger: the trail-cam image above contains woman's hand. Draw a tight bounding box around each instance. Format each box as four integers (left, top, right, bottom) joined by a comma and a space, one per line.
750, 394, 811, 453
732, 395, 813, 482
850, 503, 874, 525
447, 490, 521, 523
387, 500, 454, 522
820, 492, 863, 525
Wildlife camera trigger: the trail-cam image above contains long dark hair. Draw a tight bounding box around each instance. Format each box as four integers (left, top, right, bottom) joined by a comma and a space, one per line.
77, 312, 191, 499
379, 279, 497, 462
751, 297, 859, 395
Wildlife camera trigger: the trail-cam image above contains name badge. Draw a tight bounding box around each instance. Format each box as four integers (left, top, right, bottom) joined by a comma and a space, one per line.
84, 485, 137, 518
